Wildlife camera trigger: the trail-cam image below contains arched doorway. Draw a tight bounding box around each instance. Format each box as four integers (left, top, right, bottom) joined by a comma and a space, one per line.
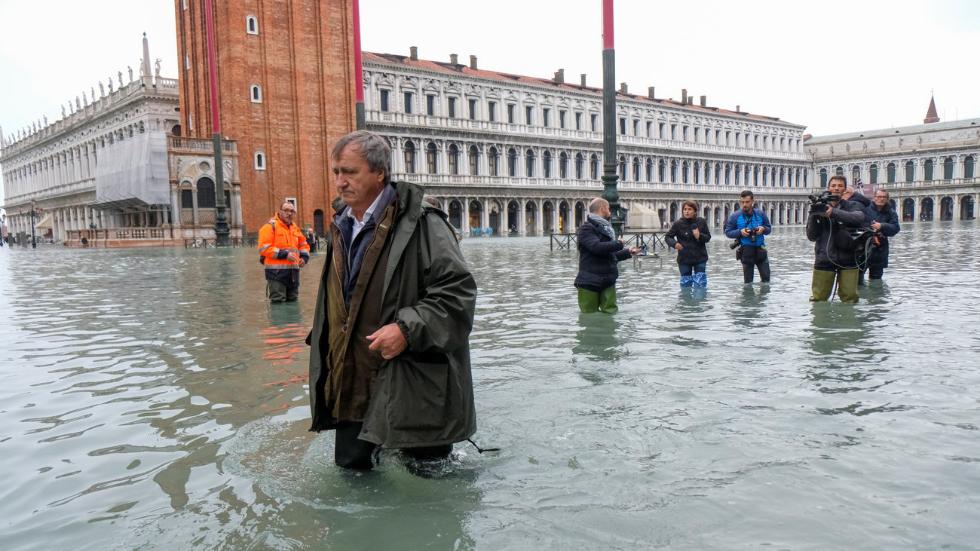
543, 201, 555, 234
902, 198, 915, 222
920, 197, 934, 221
488, 200, 501, 236
669, 203, 678, 222
448, 200, 463, 231
723, 205, 731, 222
313, 209, 325, 236
469, 200, 484, 235
525, 202, 538, 236
507, 201, 520, 235
961, 196, 975, 220
558, 201, 570, 233
940, 197, 954, 221
574, 201, 585, 228
714, 207, 721, 226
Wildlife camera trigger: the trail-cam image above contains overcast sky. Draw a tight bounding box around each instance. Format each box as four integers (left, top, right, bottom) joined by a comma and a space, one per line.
1, 0, 978, 203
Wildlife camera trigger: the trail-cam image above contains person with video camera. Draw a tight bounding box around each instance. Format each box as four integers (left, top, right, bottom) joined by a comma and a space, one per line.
806, 175, 869, 303
724, 190, 772, 283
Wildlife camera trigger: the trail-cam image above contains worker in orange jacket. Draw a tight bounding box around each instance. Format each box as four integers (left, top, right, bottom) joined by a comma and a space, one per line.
258, 201, 310, 302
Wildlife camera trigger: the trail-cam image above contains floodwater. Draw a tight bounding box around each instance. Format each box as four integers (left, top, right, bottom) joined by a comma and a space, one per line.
1, 221, 979, 550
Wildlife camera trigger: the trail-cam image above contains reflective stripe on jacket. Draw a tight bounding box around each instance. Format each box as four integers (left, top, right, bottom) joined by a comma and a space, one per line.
258, 215, 310, 270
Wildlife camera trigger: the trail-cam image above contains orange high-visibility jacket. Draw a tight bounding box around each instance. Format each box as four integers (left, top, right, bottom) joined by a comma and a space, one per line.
257, 214, 310, 269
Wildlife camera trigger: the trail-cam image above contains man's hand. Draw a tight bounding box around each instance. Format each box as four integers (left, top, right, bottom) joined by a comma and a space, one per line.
298, 258, 307, 267
871, 221, 882, 231
823, 206, 833, 218
755, 226, 766, 234
841, 188, 854, 200
740, 228, 751, 237
629, 246, 642, 255
367, 323, 408, 360
673, 243, 683, 251
286, 251, 299, 263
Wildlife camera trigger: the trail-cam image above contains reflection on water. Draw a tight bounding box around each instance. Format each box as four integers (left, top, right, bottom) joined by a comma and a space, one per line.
1, 220, 979, 549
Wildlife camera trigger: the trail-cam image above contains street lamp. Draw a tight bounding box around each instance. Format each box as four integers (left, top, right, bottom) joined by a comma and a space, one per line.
26, 200, 42, 249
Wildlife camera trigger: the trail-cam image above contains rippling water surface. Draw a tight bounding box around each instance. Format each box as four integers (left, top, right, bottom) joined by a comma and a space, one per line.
1, 221, 979, 550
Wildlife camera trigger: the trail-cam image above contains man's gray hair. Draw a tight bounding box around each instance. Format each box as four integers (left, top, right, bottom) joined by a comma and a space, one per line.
588, 197, 609, 213
331, 130, 391, 184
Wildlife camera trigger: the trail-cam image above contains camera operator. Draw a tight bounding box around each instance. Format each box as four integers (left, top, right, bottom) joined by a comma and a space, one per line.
724, 190, 772, 283
806, 175, 869, 303
861, 189, 901, 282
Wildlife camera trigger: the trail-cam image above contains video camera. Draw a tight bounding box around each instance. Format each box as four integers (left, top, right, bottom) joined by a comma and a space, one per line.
730, 226, 758, 250
808, 190, 840, 215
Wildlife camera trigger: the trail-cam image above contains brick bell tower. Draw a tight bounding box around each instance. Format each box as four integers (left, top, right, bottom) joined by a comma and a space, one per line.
174, 0, 357, 235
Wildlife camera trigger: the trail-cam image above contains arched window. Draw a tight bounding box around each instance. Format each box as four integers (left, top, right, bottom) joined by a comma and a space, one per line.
753, 166, 759, 186
180, 189, 193, 209
659, 159, 666, 182
965, 155, 976, 179
852, 165, 860, 185
448, 144, 459, 175
724, 163, 731, 185
488, 146, 499, 177
590, 154, 599, 180
543, 150, 552, 178
508, 148, 518, 177
559, 152, 568, 179
618, 155, 626, 180
924, 159, 934, 181
246, 15, 258, 34
254, 151, 266, 170
632, 158, 640, 181
670, 160, 678, 183
886, 162, 896, 183
869, 163, 878, 184
525, 149, 535, 177
943, 156, 954, 180
905, 160, 914, 182
468, 145, 479, 176
403, 141, 416, 174
196, 177, 216, 208
835, 166, 844, 176
646, 158, 653, 182
693, 161, 700, 184
735, 164, 741, 186
575, 153, 584, 179
715, 162, 721, 185
426, 142, 437, 174
250, 84, 262, 103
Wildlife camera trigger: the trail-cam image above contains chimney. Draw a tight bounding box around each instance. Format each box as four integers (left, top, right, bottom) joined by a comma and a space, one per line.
450, 53, 458, 65
620, 82, 628, 94
409, 46, 418, 60
648, 86, 655, 100
469, 55, 478, 70
580, 74, 587, 87
736, 105, 741, 112
553, 69, 564, 84
687, 96, 694, 105
699, 95, 707, 107
681, 89, 688, 104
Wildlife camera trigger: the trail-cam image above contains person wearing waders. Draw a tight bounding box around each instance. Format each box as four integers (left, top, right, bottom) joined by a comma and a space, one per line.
806, 175, 869, 303
665, 200, 711, 289
573, 198, 641, 314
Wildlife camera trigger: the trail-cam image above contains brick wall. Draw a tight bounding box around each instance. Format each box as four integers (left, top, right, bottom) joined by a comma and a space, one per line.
174, 0, 355, 234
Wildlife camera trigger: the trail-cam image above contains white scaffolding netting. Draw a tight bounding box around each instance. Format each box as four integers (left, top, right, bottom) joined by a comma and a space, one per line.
94, 131, 170, 207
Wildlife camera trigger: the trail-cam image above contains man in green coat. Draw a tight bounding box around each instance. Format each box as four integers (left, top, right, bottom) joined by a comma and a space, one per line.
307, 130, 478, 471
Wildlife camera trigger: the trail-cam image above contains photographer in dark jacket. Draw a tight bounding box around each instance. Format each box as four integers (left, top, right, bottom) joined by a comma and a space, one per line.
862, 189, 901, 282
665, 200, 711, 288
806, 175, 869, 303
574, 198, 640, 314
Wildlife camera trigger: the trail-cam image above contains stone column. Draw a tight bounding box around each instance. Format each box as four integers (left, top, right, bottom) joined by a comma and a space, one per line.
518, 199, 527, 237
170, 187, 182, 229
461, 197, 470, 236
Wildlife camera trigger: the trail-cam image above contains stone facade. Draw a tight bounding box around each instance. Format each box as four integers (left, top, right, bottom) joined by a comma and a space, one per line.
174, 0, 356, 235
363, 51, 816, 236
0, 35, 243, 247
806, 111, 980, 222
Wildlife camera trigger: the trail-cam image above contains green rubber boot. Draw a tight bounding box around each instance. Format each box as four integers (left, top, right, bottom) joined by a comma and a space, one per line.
810, 269, 836, 302
598, 286, 618, 314
577, 288, 600, 313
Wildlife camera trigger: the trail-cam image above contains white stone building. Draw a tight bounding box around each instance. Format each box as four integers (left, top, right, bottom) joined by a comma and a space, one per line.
363, 49, 815, 236
805, 98, 979, 222
0, 35, 242, 247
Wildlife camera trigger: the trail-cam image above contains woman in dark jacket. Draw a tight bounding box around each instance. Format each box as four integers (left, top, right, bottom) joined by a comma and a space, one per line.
574, 198, 640, 313
665, 200, 712, 288
863, 189, 900, 281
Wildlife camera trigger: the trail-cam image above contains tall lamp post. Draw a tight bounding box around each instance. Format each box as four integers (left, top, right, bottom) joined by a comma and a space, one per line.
27, 200, 41, 249
202, 0, 230, 246
601, 0, 624, 234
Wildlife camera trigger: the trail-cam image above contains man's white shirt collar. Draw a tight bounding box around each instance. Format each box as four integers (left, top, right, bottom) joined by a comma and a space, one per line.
345, 190, 386, 241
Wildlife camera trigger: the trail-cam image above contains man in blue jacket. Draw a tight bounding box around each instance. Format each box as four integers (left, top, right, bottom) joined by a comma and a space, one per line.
724, 190, 773, 283
574, 198, 640, 313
